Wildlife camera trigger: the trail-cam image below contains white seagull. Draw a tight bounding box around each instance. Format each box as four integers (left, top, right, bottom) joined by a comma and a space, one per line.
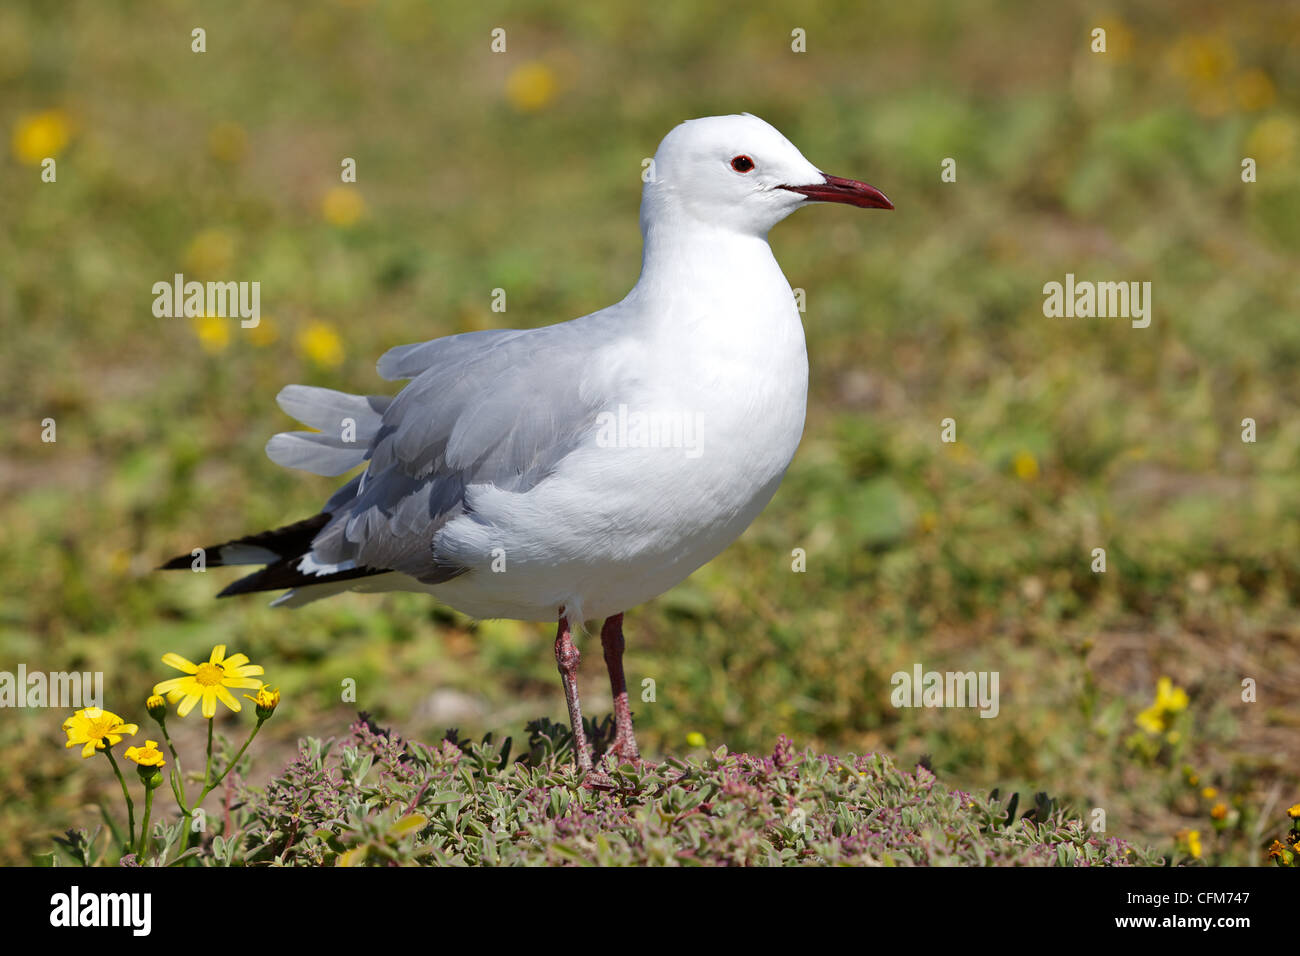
162, 113, 892, 773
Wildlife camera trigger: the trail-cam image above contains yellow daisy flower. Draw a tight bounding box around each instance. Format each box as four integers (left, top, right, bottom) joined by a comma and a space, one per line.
12, 108, 71, 165
1287, 803, 1300, 819
1012, 450, 1039, 481
194, 314, 231, 354
123, 740, 166, 768
506, 61, 558, 113
297, 320, 345, 367
1154, 676, 1189, 712
321, 186, 364, 227
184, 227, 236, 276
1136, 676, 1189, 735
63, 708, 139, 758
1135, 705, 1165, 735
207, 121, 247, 164
152, 645, 264, 718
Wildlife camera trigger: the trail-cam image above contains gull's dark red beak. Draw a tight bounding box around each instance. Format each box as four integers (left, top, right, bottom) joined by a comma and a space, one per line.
779, 173, 893, 210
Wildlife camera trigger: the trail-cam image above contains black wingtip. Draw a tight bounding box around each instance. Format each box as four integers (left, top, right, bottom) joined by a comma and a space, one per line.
156, 513, 334, 574
216, 560, 388, 598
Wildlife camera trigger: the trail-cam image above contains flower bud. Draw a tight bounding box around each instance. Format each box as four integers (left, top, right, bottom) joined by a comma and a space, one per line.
146, 694, 168, 724
244, 684, 280, 721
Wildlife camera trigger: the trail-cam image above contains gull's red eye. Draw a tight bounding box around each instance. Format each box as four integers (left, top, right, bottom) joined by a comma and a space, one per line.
730, 155, 755, 173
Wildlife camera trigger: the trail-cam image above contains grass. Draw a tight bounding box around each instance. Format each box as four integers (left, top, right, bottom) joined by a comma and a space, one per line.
2, 0, 1299, 865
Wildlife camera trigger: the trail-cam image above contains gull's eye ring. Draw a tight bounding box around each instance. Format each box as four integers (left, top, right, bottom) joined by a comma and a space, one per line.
730, 155, 755, 173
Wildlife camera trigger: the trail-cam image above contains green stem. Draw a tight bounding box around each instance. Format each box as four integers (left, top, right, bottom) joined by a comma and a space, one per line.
177, 717, 263, 861
104, 748, 135, 852
206, 719, 264, 792
202, 718, 214, 793
137, 784, 155, 858
158, 722, 191, 855
159, 721, 182, 768
169, 764, 188, 814
177, 719, 216, 859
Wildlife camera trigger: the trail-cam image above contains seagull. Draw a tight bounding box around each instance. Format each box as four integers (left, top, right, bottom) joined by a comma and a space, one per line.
162, 113, 891, 774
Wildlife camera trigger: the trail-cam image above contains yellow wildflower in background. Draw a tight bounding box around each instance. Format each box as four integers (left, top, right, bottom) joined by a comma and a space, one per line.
686, 732, 706, 747
123, 740, 166, 768
1210, 803, 1227, 821
1185, 829, 1203, 859
185, 228, 236, 277
1287, 803, 1300, 819
1012, 450, 1039, 481
1171, 33, 1236, 83
1135, 676, 1189, 735
1201, 787, 1217, 799
208, 121, 247, 164
12, 108, 71, 164
298, 320, 345, 367
1245, 116, 1297, 170
194, 315, 231, 354
1169, 33, 1236, 117
322, 186, 364, 227
248, 317, 278, 347
63, 708, 138, 758
1234, 70, 1275, 112
152, 645, 265, 719
506, 61, 557, 112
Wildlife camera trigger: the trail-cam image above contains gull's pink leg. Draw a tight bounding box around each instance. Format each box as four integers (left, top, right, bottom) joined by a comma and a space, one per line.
600, 613, 640, 763
554, 611, 593, 773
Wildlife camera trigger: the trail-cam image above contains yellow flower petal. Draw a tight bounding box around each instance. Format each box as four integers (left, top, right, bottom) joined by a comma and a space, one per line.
215, 686, 242, 712
161, 653, 198, 674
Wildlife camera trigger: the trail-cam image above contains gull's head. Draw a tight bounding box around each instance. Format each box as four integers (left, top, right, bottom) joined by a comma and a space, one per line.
642, 113, 892, 237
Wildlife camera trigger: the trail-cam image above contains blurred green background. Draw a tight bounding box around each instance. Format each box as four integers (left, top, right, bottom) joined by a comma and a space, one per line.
2, 0, 1298, 865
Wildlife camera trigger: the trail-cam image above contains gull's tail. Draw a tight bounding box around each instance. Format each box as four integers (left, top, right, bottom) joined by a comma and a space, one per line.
159, 383, 397, 604
157, 512, 387, 599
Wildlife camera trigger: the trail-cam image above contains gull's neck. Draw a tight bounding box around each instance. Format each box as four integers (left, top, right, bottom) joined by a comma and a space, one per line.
630, 212, 787, 313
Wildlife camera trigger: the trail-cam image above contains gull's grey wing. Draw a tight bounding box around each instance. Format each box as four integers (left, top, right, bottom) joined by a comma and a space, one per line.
269, 317, 622, 585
